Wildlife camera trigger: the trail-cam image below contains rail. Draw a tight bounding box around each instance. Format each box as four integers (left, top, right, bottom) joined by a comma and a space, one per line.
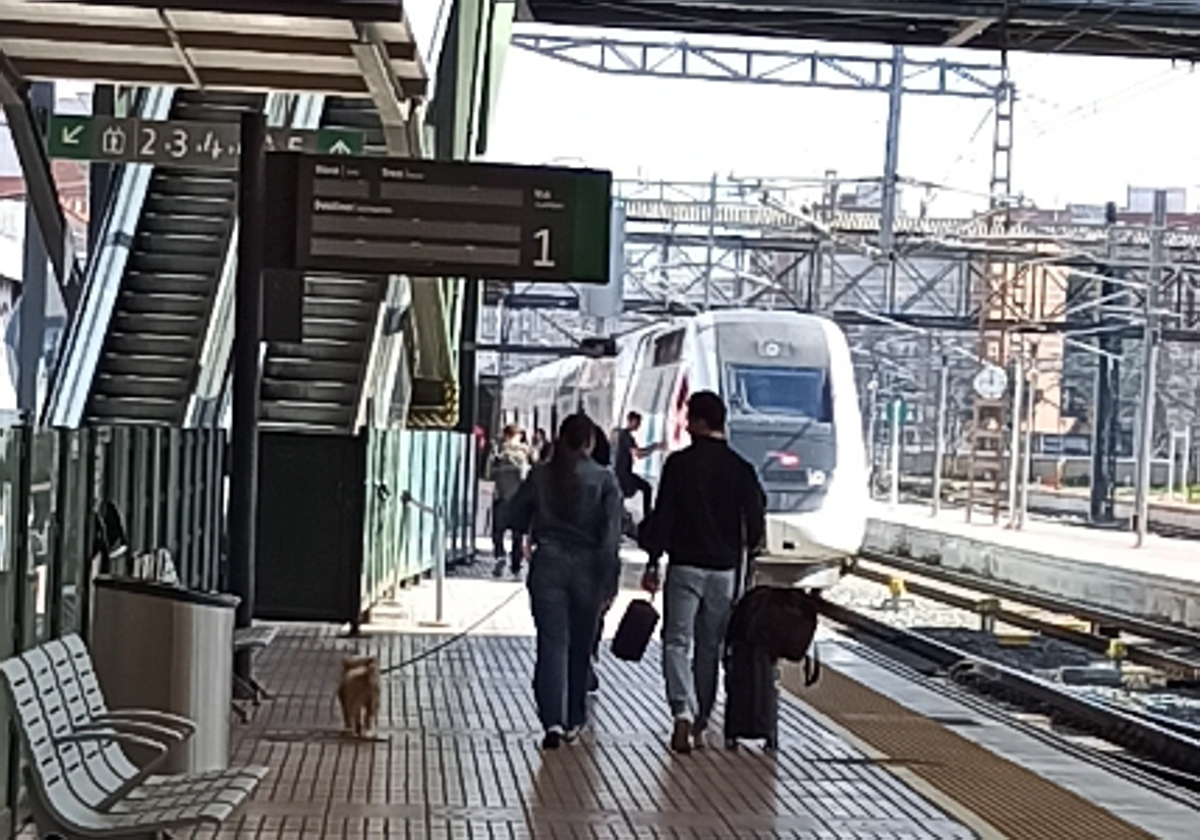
819, 596, 1200, 788
400, 489, 447, 626
46, 87, 176, 428
186, 93, 325, 428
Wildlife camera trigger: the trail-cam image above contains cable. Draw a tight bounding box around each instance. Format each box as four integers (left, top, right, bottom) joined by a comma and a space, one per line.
377, 584, 526, 675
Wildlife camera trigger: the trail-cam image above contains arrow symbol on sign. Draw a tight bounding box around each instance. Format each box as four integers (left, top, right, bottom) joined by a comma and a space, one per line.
61, 125, 84, 146
328, 140, 352, 155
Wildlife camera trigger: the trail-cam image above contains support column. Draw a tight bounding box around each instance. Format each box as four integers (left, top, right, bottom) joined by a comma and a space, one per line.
1134, 189, 1166, 546
88, 85, 116, 254
1090, 202, 1120, 524
18, 82, 53, 419
932, 349, 949, 516
229, 113, 266, 679
879, 46, 904, 313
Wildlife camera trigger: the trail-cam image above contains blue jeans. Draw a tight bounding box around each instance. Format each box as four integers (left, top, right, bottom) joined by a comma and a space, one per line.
662, 563, 736, 725
528, 548, 604, 732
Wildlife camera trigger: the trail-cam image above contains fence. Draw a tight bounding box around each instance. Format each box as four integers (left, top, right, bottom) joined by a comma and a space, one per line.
362, 428, 478, 611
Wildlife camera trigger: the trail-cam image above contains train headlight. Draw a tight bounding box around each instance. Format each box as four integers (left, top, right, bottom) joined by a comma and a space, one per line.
809, 469, 827, 486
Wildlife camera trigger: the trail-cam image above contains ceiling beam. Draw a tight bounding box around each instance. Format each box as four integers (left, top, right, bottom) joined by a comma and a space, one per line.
944, 18, 995, 48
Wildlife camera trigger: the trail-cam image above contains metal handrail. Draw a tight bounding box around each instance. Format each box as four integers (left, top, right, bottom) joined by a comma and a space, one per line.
187, 92, 326, 429
46, 87, 176, 428
399, 488, 448, 625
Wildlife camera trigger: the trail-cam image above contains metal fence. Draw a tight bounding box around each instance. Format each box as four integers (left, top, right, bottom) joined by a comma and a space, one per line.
362, 428, 478, 612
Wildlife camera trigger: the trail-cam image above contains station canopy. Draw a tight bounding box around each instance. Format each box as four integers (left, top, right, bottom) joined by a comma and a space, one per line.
521, 1, 1200, 60
0, 0, 425, 96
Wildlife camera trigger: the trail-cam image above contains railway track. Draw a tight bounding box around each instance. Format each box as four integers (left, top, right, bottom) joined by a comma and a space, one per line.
853, 549, 1200, 681
816, 593, 1200, 793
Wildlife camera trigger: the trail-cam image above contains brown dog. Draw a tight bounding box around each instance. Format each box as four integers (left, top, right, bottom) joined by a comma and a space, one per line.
336, 656, 380, 737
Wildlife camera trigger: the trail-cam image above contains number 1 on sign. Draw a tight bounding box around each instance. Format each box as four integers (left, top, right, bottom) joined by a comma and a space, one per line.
533, 228, 556, 269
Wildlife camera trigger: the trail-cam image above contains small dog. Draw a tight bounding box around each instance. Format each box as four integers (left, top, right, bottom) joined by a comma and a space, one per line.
336, 656, 380, 737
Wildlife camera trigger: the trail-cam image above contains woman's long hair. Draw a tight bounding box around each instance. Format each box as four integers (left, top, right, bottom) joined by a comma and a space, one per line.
546, 413, 595, 520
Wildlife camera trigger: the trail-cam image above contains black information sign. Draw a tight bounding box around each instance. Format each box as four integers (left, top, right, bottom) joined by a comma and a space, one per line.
263, 153, 613, 285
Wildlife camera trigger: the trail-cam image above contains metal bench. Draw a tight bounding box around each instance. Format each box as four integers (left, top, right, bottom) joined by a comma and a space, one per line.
1, 642, 267, 839
232, 625, 278, 721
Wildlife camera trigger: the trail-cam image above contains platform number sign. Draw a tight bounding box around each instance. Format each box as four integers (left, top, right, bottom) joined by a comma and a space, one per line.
264, 154, 613, 283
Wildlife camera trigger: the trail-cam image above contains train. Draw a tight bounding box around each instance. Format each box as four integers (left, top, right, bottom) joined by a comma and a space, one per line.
502, 310, 868, 587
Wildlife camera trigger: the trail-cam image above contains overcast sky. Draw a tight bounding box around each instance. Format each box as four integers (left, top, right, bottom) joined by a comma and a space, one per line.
402, 4, 1200, 217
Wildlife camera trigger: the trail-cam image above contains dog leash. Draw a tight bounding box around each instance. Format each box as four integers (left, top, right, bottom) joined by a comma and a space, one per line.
376, 585, 526, 676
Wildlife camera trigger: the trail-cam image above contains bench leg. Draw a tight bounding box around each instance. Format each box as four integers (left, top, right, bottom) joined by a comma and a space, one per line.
246, 674, 273, 702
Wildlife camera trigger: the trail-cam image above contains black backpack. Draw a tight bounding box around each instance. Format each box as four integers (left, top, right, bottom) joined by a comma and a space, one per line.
727, 586, 821, 685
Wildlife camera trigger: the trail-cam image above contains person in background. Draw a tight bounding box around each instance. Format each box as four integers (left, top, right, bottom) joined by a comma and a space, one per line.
614, 411, 661, 521
491, 424, 530, 578
506, 413, 623, 749
640, 391, 766, 754
531, 428, 553, 463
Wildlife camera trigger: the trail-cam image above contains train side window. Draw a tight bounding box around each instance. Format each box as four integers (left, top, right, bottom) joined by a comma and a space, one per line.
652, 330, 684, 367
822, 373, 833, 422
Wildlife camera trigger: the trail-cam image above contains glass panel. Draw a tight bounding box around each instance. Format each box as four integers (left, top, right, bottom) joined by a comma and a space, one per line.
727, 364, 832, 421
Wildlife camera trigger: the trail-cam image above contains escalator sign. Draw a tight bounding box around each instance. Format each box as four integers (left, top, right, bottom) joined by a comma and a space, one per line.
46, 116, 364, 168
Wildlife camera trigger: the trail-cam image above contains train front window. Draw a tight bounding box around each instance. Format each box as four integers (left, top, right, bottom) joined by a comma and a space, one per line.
728, 365, 832, 421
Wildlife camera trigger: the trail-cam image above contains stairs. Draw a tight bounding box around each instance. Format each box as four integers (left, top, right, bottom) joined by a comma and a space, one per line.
259, 276, 384, 433
257, 97, 388, 434
85, 90, 265, 425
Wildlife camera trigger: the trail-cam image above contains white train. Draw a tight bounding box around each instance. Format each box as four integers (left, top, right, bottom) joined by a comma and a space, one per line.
502, 310, 868, 587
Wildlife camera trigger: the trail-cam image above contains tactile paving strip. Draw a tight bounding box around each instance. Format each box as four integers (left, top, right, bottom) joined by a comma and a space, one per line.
785, 663, 1158, 840
203, 628, 979, 840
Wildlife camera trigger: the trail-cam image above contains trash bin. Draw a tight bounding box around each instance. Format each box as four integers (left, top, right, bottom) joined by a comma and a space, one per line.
89, 575, 240, 775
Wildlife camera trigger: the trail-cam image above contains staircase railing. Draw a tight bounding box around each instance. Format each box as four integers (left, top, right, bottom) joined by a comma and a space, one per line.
46, 87, 177, 429
187, 93, 326, 429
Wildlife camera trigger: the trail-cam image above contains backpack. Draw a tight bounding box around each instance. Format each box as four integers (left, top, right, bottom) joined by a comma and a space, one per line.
727, 586, 821, 685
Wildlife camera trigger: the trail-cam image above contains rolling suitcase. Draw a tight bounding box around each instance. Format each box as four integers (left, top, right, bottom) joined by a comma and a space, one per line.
723, 638, 779, 750
611, 597, 659, 662
722, 554, 781, 750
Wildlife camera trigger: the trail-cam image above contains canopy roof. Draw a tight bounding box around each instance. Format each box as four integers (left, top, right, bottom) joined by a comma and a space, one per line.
0, 0, 427, 96
521, 1, 1200, 60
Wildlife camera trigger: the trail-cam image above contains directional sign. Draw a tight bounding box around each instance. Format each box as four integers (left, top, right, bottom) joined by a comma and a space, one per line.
46, 116, 364, 169
263, 153, 613, 284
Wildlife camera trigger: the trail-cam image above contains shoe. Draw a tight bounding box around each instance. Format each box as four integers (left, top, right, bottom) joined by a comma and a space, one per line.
670, 718, 693, 754
542, 727, 564, 750
564, 726, 581, 743
693, 720, 708, 750
492, 560, 506, 578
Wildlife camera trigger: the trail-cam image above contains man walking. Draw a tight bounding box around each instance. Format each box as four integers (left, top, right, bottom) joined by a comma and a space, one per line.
640, 391, 766, 753
614, 411, 659, 520
491, 424, 530, 577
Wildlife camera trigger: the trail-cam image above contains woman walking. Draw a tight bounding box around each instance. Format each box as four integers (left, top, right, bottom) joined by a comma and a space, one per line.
507, 413, 623, 749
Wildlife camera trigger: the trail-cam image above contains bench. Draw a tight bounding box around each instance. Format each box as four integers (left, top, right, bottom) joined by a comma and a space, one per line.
232, 625, 279, 722
1, 637, 267, 839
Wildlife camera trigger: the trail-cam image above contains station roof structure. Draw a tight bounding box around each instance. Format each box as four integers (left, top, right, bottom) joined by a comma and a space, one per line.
520, 0, 1200, 60
0, 0, 427, 97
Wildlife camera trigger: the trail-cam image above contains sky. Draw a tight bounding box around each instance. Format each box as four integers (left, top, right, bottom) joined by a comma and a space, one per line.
403, 3, 1200, 219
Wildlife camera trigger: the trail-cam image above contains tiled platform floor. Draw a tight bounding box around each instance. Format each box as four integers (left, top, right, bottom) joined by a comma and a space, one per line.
217, 616, 978, 840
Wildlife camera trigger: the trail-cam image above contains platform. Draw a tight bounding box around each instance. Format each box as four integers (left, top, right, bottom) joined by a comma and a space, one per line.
865, 502, 1200, 628
216, 571, 1200, 840
228, 630, 974, 839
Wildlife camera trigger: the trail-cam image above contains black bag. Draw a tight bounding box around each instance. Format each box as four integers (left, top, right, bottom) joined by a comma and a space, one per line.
611, 598, 659, 662
733, 586, 822, 665
723, 638, 779, 750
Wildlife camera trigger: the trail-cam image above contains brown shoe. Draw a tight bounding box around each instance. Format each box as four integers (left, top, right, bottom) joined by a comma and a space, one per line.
670, 718, 693, 754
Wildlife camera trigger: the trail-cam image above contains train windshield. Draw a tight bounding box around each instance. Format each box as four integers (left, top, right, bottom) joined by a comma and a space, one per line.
728, 365, 832, 421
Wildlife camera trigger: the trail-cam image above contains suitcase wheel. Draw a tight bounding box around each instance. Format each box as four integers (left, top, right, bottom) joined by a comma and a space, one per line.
764, 736, 778, 751
724, 738, 738, 751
